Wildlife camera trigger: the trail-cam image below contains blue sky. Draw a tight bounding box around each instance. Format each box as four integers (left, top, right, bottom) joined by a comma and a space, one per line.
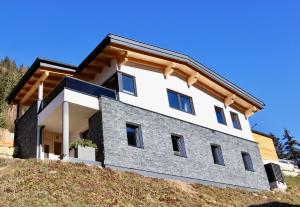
0, 1, 299, 140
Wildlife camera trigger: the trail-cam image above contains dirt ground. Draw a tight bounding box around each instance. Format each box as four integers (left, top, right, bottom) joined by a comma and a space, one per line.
0, 159, 299, 207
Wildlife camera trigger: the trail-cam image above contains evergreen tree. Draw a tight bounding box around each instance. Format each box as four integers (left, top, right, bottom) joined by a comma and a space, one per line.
282, 128, 300, 162
0, 57, 26, 130
270, 132, 285, 159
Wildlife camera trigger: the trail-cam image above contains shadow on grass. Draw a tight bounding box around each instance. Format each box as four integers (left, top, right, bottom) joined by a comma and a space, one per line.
249, 202, 300, 207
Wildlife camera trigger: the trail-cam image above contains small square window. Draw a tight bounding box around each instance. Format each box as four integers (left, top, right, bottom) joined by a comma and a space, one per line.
126, 124, 143, 148
171, 135, 187, 157
242, 152, 254, 172
215, 106, 227, 125
119, 73, 137, 95
230, 112, 242, 130
211, 144, 225, 165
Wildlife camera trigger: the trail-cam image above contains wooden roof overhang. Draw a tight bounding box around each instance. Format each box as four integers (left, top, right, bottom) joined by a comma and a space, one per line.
77, 34, 265, 117
7, 58, 77, 106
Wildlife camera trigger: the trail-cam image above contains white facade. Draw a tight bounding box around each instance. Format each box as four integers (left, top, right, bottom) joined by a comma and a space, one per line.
118, 63, 253, 140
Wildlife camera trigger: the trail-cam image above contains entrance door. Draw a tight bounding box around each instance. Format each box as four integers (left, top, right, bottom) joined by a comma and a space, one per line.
54, 142, 62, 156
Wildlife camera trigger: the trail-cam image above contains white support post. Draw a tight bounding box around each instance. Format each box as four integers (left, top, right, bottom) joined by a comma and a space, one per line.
62, 101, 70, 159
36, 126, 41, 159
37, 81, 44, 110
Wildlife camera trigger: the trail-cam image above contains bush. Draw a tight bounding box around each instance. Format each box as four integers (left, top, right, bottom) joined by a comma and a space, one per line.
70, 139, 97, 149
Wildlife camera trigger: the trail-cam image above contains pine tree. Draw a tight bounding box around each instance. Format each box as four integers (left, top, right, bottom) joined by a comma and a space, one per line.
282, 129, 300, 162
270, 132, 285, 159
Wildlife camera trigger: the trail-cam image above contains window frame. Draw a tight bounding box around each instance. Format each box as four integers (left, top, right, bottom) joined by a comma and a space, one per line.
171, 134, 187, 158
118, 72, 137, 96
126, 123, 144, 149
230, 111, 242, 130
214, 106, 227, 125
210, 144, 225, 166
241, 152, 254, 172
167, 89, 195, 115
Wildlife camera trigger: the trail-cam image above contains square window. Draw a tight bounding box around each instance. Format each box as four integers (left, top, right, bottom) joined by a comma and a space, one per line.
126, 124, 143, 148
230, 112, 242, 130
215, 106, 227, 125
211, 145, 225, 165
171, 135, 187, 157
242, 152, 254, 171
167, 89, 194, 114
119, 73, 137, 95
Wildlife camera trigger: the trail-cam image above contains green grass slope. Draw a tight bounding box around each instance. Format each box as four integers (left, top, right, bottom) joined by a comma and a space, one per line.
0, 159, 299, 207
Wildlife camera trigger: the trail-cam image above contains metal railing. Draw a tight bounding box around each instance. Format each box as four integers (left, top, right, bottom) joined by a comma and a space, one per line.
39, 77, 116, 112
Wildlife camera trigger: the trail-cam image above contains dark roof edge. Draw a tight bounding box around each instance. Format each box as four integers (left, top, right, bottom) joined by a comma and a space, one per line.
252, 129, 275, 139
107, 34, 265, 109
6, 58, 77, 103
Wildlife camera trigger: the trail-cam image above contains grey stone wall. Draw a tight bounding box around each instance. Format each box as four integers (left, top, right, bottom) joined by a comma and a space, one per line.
14, 103, 37, 159
88, 111, 104, 163
99, 96, 270, 191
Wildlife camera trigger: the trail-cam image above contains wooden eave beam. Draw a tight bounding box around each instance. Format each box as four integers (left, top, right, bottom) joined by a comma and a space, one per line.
187, 72, 200, 87
164, 63, 174, 78
224, 94, 237, 107
245, 106, 257, 118
119, 51, 129, 67
20, 71, 49, 104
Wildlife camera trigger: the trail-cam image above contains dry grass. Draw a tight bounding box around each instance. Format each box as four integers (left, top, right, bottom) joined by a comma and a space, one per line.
0, 159, 299, 207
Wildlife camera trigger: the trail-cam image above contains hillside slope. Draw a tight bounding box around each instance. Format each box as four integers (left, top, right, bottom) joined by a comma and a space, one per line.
0, 159, 299, 207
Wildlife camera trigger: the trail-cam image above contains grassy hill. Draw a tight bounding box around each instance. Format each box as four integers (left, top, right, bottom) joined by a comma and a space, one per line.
0, 159, 299, 207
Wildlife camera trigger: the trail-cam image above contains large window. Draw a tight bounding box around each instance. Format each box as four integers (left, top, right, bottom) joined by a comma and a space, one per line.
126, 123, 144, 148
241, 152, 254, 172
211, 144, 225, 165
171, 134, 187, 157
119, 73, 137, 96
215, 106, 227, 125
167, 90, 194, 114
230, 112, 242, 130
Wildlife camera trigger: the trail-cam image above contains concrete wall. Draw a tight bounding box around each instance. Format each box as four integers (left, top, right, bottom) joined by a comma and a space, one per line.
14, 103, 38, 158
118, 63, 253, 141
100, 96, 270, 191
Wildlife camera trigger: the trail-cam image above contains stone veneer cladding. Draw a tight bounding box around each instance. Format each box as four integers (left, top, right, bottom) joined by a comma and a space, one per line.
99, 96, 270, 191
14, 103, 38, 158
88, 111, 104, 164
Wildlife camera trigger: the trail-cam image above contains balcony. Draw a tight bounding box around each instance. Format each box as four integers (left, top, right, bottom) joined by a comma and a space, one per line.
40, 76, 116, 112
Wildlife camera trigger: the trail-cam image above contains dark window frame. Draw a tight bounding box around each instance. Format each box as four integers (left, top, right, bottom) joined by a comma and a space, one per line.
126, 123, 144, 149
167, 89, 195, 115
230, 111, 242, 130
241, 152, 254, 172
171, 134, 187, 158
118, 72, 137, 96
214, 106, 227, 125
211, 144, 225, 166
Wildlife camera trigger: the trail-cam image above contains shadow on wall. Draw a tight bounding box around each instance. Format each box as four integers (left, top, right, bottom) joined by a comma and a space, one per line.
249, 202, 300, 207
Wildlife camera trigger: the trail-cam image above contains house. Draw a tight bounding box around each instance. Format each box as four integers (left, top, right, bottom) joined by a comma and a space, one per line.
7, 34, 270, 191
252, 130, 279, 164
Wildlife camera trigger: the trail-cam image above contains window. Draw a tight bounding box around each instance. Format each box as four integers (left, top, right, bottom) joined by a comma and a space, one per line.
215, 106, 227, 125
119, 73, 137, 95
126, 123, 144, 148
167, 90, 194, 114
230, 112, 242, 130
211, 144, 225, 165
171, 134, 187, 157
242, 152, 254, 171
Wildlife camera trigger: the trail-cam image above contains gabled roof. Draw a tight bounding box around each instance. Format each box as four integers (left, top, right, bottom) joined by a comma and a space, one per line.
6, 58, 77, 104
7, 34, 265, 110
77, 34, 265, 109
